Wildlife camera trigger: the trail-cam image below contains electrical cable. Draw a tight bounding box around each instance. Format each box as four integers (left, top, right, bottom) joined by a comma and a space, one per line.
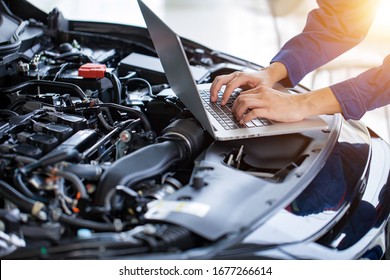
52, 62, 79, 81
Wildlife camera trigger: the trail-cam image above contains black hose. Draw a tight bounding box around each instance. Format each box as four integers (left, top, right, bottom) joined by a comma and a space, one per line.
97, 112, 114, 131
51, 169, 89, 199
0, 154, 37, 165
0, 180, 44, 216
125, 77, 156, 98
4, 154, 40, 198
13, 170, 50, 204
62, 164, 103, 181
0, 20, 28, 54
105, 72, 122, 104
13, 171, 39, 200
0, 80, 87, 101
59, 214, 122, 232
96, 140, 183, 207
20, 148, 81, 175
0, 109, 19, 117
98, 103, 152, 131
100, 107, 114, 125
43, 50, 95, 64
95, 119, 205, 207
124, 118, 142, 132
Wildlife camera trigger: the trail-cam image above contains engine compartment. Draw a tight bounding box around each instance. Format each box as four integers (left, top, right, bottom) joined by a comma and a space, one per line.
0, 4, 283, 258
2, 1, 385, 260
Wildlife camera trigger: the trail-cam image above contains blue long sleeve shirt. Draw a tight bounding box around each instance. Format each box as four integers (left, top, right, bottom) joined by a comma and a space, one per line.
270, 0, 388, 120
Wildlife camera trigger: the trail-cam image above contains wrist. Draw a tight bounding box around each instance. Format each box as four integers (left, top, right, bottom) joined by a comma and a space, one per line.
264, 62, 288, 85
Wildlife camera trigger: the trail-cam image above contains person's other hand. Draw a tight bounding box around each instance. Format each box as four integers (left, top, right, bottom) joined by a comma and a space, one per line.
233, 86, 343, 123
209, 70, 274, 105
209, 62, 288, 105
232, 86, 305, 123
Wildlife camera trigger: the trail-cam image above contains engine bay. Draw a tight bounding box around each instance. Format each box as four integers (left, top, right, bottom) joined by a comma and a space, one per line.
0, 2, 346, 259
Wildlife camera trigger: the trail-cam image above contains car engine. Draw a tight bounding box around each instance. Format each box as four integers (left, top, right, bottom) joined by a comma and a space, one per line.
2, 1, 389, 260
0, 4, 271, 258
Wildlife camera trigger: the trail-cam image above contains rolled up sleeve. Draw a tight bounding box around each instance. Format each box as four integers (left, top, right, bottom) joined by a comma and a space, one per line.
271, 0, 379, 87
331, 55, 390, 119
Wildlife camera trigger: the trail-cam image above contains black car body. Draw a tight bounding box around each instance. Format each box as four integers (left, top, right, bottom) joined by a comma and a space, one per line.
0, 0, 389, 259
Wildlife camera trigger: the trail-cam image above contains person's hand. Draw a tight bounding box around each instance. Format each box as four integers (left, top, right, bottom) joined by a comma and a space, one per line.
232, 86, 343, 124
210, 70, 273, 105
232, 86, 305, 124
209, 62, 288, 105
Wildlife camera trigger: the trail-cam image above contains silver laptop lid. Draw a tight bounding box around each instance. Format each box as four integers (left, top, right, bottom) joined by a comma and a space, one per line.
138, 0, 215, 136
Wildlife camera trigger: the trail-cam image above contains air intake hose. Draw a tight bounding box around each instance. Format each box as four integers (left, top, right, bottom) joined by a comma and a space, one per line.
94, 119, 205, 206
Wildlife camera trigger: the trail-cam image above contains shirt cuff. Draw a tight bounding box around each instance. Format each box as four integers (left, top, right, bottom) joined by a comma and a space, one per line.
271, 49, 307, 87
330, 79, 367, 120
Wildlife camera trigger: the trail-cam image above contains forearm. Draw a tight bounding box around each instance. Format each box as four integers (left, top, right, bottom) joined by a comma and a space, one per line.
261, 63, 342, 119
299, 87, 342, 118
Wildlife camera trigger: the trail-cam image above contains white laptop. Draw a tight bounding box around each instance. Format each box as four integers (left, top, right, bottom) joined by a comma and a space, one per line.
138, 0, 328, 141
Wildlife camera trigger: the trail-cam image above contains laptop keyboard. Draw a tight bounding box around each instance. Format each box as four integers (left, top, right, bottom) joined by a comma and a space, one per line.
199, 90, 272, 130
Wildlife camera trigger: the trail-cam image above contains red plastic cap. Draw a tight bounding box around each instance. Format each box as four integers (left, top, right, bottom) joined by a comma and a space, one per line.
78, 63, 107, 78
